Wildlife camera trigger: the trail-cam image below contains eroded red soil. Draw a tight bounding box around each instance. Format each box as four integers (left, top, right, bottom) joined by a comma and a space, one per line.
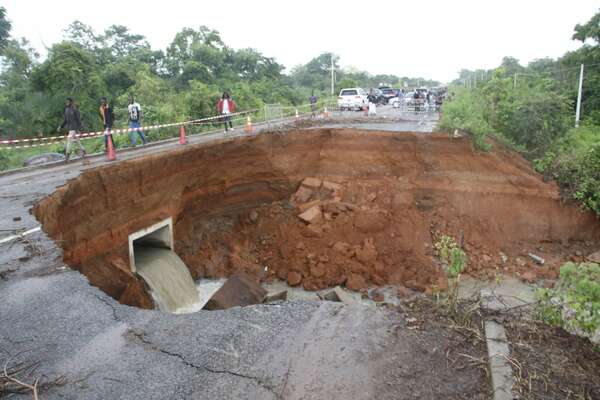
33, 129, 600, 307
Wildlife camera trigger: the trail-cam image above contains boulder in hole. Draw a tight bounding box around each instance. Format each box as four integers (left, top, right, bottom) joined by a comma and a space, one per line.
298, 205, 322, 224
203, 273, 267, 310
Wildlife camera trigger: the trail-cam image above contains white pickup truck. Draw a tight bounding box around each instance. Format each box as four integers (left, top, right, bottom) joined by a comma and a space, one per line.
337, 88, 368, 111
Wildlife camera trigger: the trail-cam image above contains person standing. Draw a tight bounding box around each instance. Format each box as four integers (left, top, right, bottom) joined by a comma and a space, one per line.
57, 97, 86, 162
309, 91, 318, 117
216, 92, 236, 133
99, 97, 116, 151
127, 97, 146, 146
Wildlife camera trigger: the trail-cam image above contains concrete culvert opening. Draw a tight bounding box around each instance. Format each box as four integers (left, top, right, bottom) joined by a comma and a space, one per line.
32, 128, 600, 310
128, 218, 204, 313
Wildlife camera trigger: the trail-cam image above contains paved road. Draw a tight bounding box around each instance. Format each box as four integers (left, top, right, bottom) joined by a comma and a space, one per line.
0, 109, 466, 400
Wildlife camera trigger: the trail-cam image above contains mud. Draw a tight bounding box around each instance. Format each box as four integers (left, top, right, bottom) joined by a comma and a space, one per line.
33, 129, 600, 307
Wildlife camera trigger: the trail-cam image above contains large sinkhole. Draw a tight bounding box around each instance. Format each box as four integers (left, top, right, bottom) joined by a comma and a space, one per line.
33, 128, 600, 310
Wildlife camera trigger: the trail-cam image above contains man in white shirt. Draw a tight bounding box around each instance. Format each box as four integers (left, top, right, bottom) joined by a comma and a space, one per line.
128, 97, 147, 146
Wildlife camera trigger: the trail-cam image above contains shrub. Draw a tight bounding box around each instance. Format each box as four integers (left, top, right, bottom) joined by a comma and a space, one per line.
537, 262, 600, 337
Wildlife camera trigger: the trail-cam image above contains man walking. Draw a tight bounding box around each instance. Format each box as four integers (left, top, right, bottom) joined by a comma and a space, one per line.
99, 97, 116, 151
309, 91, 318, 118
57, 97, 86, 162
127, 97, 146, 146
217, 92, 236, 133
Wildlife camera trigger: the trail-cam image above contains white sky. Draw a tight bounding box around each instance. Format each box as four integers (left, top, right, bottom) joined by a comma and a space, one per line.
2, 1, 598, 82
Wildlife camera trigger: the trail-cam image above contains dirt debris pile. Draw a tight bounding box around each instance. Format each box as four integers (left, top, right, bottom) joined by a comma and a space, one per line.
33, 129, 600, 308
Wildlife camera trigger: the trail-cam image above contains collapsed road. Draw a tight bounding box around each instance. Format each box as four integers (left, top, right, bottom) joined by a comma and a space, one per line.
1, 107, 599, 399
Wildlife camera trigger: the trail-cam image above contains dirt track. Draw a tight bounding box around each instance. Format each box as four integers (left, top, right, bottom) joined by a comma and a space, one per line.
33, 128, 600, 307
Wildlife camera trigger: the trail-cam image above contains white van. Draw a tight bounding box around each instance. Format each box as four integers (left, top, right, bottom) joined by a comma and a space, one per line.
338, 88, 367, 111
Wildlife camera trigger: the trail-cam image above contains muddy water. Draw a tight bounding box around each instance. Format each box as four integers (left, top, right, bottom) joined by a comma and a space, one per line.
134, 247, 200, 313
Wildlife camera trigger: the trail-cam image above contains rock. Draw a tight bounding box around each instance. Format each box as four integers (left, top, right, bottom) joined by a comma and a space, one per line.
482, 254, 492, 263
586, 250, 600, 264
333, 286, 356, 304
301, 225, 323, 238
310, 264, 326, 278
204, 273, 268, 310
528, 253, 545, 265
298, 205, 322, 224
332, 241, 351, 256
355, 238, 378, 264
287, 271, 302, 286
346, 274, 368, 291
515, 257, 526, 267
297, 200, 321, 213
369, 288, 385, 302
264, 290, 288, 303
292, 186, 313, 204
119, 279, 154, 309
249, 210, 259, 223
322, 181, 342, 192
318, 289, 340, 301
111, 257, 134, 279
499, 252, 508, 264
302, 177, 322, 189
521, 271, 537, 284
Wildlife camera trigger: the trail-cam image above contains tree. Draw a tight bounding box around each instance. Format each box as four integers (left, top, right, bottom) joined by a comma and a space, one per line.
0, 6, 11, 55
573, 10, 600, 44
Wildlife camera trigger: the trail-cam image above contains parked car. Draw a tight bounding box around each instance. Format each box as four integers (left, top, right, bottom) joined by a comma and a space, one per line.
338, 88, 368, 111
379, 87, 397, 103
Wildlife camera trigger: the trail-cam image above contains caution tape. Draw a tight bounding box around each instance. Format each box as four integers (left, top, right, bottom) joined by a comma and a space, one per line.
0, 109, 258, 150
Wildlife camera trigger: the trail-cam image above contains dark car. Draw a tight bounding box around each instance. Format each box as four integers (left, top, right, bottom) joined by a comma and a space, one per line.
367, 89, 387, 105
378, 87, 398, 103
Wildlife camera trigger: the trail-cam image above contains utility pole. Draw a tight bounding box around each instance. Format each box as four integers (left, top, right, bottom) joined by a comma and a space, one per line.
331, 54, 334, 96
575, 63, 584, 127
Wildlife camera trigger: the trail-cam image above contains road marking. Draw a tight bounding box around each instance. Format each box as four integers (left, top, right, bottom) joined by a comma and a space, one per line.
0, 226, 41, 245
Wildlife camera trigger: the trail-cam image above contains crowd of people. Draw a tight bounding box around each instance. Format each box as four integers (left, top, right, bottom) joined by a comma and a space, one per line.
58, 91, 237, 162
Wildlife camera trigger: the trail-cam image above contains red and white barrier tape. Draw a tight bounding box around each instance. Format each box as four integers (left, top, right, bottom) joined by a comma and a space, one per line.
0, 109, 258, 149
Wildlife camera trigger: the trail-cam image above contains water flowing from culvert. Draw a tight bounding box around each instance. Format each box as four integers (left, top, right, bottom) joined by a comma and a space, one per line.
134, 246, 201, 314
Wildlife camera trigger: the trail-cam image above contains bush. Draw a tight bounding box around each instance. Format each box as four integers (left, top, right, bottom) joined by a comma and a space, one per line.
434, 234, 467, 278
538, 262, 600, 338
535, 124, 600, 216
438, 88, 492, 151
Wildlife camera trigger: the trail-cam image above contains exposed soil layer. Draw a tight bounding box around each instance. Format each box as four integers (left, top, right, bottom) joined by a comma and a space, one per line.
33, 129, 600, 307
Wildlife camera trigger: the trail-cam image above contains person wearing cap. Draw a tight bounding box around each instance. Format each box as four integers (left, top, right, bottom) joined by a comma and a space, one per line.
216, 92, 236, 133
57, 97, 86, 162
99, 97, 116, 151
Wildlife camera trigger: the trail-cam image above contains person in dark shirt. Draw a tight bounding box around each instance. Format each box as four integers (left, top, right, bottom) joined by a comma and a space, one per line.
99, 97, 116, 151
57, 97, 86, 162
309, 91, 318, 117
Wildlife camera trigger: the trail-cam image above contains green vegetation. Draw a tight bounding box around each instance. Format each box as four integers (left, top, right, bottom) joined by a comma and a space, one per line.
434, 234, 467, 278
440, 10, 600, 217
537, 262, 600, 337
0, 12, 437, 171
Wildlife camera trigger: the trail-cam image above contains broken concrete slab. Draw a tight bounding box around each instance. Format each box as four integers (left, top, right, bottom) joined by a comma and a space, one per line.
292, 186, 313, 204
264, 290, 287, 303
317, 286, 356, 305
203, 273, 267, 310
322, 181, 342, 192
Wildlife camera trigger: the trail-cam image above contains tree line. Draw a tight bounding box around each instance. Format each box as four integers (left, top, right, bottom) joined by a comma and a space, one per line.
0, 9, 436, 141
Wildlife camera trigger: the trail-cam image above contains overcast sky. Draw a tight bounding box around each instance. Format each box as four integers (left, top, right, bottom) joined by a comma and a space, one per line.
2, 1, 598, 82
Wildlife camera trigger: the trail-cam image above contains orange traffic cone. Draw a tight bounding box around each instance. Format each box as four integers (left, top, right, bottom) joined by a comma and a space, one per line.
244, 116, 253, 134
363, 104, 369, 116
179, 125, 187, 145
106, 131, 116, 161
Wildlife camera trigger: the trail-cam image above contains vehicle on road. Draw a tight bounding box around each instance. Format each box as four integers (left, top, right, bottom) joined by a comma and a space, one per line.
379, 88, 398, 103
338, 88, 368, 111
